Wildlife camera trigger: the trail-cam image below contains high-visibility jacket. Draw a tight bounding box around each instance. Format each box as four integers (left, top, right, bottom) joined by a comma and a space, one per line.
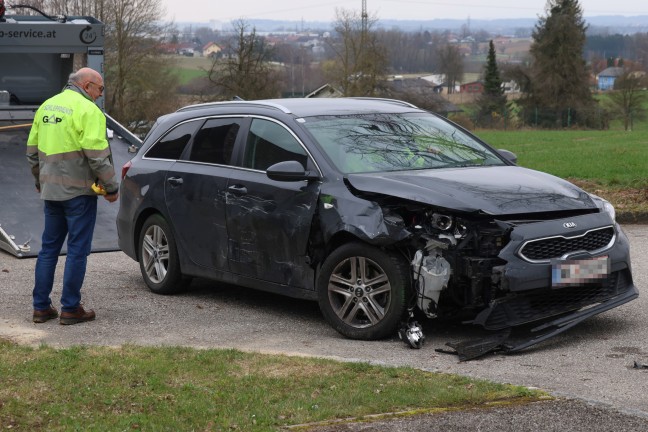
26, 87, 118, 201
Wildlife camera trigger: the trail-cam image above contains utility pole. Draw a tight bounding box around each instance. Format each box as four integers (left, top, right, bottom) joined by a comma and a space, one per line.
361, 0, 368, 38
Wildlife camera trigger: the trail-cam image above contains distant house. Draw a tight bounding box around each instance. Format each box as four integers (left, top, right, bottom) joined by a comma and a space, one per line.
597, 67, 625, 91
460, 81, 484, 94
305, 83, 344, 98
380, 77, 461, 116
202, 42, 222, 58
502, 80, 520, 94
306, 78, 461, 116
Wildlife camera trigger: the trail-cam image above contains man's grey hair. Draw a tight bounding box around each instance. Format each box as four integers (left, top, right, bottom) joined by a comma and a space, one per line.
68, 70, 83, 84
69, 68, 97, 84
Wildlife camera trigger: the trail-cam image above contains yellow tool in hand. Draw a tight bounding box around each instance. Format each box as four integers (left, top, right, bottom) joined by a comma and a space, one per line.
91, 182, 106, 195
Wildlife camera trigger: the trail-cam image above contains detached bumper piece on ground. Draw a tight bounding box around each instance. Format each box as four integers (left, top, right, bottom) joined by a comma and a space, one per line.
436, 282, 638, 361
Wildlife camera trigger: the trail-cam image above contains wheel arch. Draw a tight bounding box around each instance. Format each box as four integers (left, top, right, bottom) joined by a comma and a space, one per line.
315, 239, 413, 340
133, 208, 165, 262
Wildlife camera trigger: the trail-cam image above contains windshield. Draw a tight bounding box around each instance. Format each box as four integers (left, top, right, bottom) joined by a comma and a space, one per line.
301, 112, 505, 173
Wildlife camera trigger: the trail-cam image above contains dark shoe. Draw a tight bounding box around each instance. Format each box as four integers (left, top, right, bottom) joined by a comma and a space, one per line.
59, 306, 96, 325
33, 306, 59, 323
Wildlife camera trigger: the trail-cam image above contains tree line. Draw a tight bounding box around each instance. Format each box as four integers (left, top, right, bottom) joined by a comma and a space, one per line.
24, 0, 648, 131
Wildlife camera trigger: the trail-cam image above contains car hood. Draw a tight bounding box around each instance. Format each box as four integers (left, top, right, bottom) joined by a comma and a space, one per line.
346, 166, 597, 215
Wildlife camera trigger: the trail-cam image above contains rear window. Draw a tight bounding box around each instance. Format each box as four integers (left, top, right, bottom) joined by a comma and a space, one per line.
189, 118, 241, 165
144, 120, 201, 160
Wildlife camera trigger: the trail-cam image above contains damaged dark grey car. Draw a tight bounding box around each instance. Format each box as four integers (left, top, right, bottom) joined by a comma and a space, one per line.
117, 98, 638, 355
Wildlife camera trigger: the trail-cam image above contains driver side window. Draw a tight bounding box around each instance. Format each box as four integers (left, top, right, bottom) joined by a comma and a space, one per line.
242, 119, 308, 171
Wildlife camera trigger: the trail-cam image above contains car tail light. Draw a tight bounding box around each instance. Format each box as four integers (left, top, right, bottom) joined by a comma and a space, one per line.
121, 160, 132, 180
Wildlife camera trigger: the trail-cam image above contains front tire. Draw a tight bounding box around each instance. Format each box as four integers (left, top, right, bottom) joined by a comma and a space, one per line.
317, 243, 410, 340
138, 214, 185, 294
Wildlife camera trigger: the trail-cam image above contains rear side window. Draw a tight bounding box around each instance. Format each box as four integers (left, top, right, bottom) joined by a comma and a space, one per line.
189, 118, 241, 165
242, 118, 307, 171
144, 120, 200, 160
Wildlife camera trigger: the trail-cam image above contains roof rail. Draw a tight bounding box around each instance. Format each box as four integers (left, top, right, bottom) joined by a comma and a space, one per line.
176, 100, 292, 114
347, 97, 419, 109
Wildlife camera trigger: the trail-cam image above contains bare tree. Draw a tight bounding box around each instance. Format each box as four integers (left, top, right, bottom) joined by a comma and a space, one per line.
634, 33, 648, 70
103, 0, 178, 130
607, 68, 648, 131
324, 8, 388, 96
24, 1, 104, 18
437, 44, 464, 94
207, 20, 281, 100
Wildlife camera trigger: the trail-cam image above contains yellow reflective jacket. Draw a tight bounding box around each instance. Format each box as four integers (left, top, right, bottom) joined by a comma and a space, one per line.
26, 87, 118, 201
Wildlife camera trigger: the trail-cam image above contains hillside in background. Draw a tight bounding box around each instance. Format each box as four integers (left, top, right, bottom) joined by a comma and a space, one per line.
177, 15, 648, 35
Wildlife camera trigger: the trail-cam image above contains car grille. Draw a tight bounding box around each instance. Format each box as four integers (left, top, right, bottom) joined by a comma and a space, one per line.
519, 226, 615, 262
480, 270, 631, 330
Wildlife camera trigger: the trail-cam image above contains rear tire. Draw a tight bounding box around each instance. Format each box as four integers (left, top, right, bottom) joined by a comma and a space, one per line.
317, 243, 410, 340
138, 214, 186, 294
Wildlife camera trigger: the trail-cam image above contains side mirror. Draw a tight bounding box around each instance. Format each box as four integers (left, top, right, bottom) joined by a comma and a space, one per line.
498, 149, 518, 165
266, 160, 319, 182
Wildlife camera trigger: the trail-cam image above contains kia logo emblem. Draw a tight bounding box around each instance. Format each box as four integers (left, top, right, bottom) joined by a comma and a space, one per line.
563, 222, 577, 229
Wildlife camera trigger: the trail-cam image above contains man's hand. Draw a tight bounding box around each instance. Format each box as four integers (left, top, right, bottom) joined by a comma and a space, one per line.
104, 192, 119, 203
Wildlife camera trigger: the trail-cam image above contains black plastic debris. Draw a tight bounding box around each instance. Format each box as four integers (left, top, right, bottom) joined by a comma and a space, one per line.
436, 329, 511, 361
633, 361, 648, 370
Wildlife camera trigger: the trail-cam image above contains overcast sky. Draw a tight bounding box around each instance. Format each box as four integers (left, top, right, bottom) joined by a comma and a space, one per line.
161, 0, 648, 23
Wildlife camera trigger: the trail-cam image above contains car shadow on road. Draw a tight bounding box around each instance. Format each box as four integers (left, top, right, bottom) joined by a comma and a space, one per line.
163, 277, 636, 360
181, 277, 323, 319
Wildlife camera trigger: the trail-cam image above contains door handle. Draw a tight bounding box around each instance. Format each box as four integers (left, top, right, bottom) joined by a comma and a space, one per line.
228, 184, 247, 195
167, 177, 183, 186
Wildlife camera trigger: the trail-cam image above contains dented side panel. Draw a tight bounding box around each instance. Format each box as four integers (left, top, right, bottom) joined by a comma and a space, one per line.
316, 181, 412, 246
225, 169, 320, 288
165, 161, 232, 270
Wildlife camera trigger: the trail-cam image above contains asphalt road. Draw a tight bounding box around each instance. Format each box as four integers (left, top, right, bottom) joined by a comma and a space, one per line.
1, 225, 647, 429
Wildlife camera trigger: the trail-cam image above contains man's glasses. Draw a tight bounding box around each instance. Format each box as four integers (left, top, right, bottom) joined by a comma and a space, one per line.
88, 81, 104, 92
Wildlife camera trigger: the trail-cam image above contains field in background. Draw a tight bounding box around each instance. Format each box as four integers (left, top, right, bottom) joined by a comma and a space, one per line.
168, 55, 212, 84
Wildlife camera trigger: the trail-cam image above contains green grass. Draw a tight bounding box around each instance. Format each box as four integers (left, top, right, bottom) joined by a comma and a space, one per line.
475, 128, 648, 187
165, 55, 212, 85
174, 68, 208, 85
0, 340, 545, 431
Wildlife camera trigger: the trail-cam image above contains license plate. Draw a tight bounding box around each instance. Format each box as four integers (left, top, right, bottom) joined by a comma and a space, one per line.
551, 256, 610, 287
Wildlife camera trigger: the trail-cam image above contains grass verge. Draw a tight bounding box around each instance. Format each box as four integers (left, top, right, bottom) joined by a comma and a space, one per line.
0, 339, 546, 431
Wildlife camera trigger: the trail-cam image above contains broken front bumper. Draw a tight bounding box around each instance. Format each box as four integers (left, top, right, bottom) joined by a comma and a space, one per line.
473, 212, 638, 334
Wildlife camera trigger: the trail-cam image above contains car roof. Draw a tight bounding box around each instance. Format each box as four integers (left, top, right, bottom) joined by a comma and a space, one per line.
175, 97, 423, 118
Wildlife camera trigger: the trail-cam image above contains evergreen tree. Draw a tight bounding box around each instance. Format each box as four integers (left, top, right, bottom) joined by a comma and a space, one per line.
522, 0, 596, 127
476, 40, 508, 127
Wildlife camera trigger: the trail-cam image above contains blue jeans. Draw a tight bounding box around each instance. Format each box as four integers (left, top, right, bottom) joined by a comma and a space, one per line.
33, 195, 98, 312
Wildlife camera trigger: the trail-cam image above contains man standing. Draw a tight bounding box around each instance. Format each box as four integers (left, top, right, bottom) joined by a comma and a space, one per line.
27, 67, 119, 325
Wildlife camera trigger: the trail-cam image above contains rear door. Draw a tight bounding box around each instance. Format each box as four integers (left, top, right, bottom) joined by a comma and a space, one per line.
225, 117, 320, 287
165, 117, 246, 270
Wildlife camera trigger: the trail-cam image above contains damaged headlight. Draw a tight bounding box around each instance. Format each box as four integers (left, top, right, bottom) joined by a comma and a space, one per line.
591, 195, 616, 222
431, 213, 453, 231
427, 212, 468, 242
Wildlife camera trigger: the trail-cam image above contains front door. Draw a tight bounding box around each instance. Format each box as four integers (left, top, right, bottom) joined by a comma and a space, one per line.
225, 118, 319, 287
